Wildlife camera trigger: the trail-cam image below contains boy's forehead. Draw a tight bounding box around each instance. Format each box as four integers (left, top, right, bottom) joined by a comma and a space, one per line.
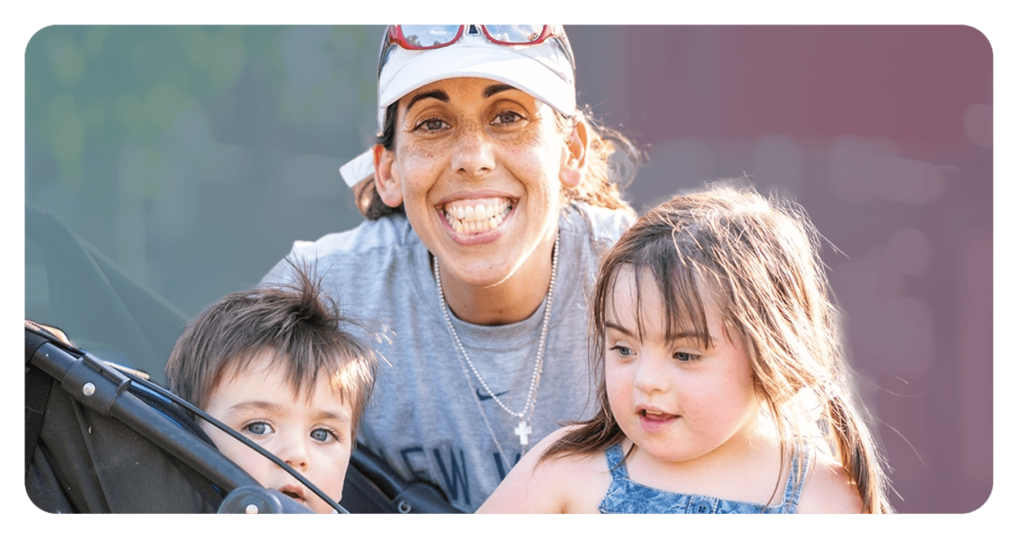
212, 350, 353, 408
207, 370, 354, 418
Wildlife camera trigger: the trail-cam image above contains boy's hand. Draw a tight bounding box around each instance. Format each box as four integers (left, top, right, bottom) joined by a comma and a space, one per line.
25, 319, 73, 346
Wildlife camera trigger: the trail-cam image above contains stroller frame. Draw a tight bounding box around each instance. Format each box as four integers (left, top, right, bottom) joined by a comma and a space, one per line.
25, 322, 339, 514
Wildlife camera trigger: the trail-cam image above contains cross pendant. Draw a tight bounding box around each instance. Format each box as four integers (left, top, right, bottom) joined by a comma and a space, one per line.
514, 420, 532, 446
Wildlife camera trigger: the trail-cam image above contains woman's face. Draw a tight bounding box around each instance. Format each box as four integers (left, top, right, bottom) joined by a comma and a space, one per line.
374, 77, 584, 288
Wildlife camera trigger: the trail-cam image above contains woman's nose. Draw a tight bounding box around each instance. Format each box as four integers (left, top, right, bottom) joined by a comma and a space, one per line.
450, 124, 494, 177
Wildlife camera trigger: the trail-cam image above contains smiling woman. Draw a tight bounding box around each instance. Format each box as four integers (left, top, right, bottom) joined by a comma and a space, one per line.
375, 78, 578, 320
260, 24, 639, 512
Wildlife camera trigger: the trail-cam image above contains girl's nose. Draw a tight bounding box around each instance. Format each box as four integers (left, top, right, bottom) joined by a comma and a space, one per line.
633, 355, 669, 394
450, 125, 494, 177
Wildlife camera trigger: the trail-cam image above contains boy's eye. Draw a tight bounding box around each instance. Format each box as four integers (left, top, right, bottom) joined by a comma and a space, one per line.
310, 428, 337, 443
245, 422, 273, 436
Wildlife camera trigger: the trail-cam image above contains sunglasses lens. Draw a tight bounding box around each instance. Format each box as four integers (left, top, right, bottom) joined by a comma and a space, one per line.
483, 25, 545, 44
400, 25, 462, 48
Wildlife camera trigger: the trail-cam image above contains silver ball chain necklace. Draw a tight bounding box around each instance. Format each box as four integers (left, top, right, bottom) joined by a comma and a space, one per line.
434, 232, 559, 470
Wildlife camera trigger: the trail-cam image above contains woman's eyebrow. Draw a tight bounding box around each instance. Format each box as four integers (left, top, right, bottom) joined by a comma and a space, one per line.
406, 89, 449, 111
483, 83, 517, 98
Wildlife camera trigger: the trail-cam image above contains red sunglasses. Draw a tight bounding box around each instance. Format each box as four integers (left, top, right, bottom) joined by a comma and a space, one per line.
377, 25, 574, 77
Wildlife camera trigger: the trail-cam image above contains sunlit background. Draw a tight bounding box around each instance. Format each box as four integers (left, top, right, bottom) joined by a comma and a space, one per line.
24, 25, 992, 513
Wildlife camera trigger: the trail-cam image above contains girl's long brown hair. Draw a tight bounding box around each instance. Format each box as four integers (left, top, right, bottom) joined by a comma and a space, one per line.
540, 184, 893, 513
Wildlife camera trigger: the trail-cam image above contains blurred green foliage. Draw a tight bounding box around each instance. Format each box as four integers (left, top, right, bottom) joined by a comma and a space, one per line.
25, 26, 382, 364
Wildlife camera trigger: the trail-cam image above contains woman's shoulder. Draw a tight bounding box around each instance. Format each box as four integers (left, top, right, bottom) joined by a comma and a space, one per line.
796, 453, 864, 513
293, 214, 417, 257
562, 202, 636, 245
476, 425, 610, 513
259, 214, 420, 287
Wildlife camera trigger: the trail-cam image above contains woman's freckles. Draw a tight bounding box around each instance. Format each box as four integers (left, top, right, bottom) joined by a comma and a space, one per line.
381, 77, 571, 291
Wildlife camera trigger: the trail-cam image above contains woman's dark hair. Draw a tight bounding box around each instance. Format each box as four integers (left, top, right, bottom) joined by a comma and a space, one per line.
353, 101, 640, 220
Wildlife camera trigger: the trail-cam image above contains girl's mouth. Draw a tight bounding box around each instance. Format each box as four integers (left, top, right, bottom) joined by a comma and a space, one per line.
440, 197, 514, 234
638, 409, 679, 432
640, 409, 677, 420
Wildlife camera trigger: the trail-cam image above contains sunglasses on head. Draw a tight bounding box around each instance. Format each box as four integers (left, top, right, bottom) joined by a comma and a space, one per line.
377, 24, 575, 78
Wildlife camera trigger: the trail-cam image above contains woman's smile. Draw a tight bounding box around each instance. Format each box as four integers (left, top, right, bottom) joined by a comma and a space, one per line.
375, 76, 573, 294
439, 196, 515, 236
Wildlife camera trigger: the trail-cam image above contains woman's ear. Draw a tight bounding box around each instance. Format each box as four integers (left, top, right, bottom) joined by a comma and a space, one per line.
373, 144, 404, 208
559, 120, 589, 189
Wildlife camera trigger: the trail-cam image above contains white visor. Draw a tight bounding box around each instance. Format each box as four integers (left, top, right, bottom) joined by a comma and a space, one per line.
339, 25, 576, 188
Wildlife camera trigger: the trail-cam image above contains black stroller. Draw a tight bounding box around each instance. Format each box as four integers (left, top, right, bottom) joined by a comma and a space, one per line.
24, 205, 458, 514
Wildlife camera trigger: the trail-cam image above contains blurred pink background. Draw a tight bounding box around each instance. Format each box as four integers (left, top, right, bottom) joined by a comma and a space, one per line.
567, 25, 992, 513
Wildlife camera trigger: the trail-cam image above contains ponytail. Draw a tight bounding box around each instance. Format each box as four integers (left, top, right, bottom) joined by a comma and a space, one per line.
824, 395, 893, 513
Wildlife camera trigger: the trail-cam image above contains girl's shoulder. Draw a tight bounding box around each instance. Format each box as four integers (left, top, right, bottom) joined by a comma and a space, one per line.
796, 452, 864, 513
476, 425, 611, 514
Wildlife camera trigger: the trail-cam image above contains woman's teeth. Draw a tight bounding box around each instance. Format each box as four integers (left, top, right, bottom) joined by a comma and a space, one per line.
443, 199, 513, 234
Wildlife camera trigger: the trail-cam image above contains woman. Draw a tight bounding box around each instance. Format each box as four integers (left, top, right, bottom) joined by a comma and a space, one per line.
260, 25, 638, 512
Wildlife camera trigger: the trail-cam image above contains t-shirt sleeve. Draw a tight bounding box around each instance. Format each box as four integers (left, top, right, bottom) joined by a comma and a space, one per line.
256, 240, 317, 288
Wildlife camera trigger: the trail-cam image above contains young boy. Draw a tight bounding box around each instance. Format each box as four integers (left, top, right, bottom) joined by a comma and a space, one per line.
164, 265, 377, 513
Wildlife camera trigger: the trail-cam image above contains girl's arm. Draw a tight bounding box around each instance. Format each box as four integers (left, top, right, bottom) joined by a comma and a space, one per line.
796, 458, 866, 513
477, 426, 605, 513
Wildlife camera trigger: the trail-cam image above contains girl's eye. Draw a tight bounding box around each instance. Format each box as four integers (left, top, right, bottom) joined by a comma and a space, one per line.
609, 345, 633, 358
674, 351, 701, 363
310, 428, 338, 443
245, 422, 273, 436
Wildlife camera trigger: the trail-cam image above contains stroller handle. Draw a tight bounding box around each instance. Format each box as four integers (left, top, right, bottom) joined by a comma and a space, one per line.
28, 335, 263, 495
26, 323, 348, 513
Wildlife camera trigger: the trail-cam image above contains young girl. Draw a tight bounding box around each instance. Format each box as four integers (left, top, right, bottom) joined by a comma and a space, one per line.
478, 185, 892, 513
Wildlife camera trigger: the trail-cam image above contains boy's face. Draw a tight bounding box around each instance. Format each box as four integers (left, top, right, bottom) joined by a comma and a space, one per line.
199, 354, 354, 513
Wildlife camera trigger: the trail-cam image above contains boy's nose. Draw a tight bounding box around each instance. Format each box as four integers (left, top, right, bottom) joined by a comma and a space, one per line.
279, 437, 310, 471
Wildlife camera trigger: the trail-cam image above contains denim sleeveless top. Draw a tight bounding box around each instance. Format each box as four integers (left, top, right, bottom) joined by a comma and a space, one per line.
598, 443, 809, 514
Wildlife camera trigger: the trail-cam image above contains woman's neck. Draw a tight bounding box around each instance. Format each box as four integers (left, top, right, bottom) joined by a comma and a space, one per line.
436, 234, 557, 326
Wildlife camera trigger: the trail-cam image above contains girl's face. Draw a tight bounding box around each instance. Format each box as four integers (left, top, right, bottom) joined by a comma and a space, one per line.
373, 77, 585, 288
604, 266, 762, 466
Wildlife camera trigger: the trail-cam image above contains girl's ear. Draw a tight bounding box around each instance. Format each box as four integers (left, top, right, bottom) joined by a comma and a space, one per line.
559, 120, 589, 189
373, 144, 403, 208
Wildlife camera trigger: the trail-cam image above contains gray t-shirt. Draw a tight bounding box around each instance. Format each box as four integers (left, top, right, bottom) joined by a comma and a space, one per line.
259, 202, 634, 511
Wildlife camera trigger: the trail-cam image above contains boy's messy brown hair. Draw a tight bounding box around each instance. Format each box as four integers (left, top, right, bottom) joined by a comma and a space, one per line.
165, 262, 377, 440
